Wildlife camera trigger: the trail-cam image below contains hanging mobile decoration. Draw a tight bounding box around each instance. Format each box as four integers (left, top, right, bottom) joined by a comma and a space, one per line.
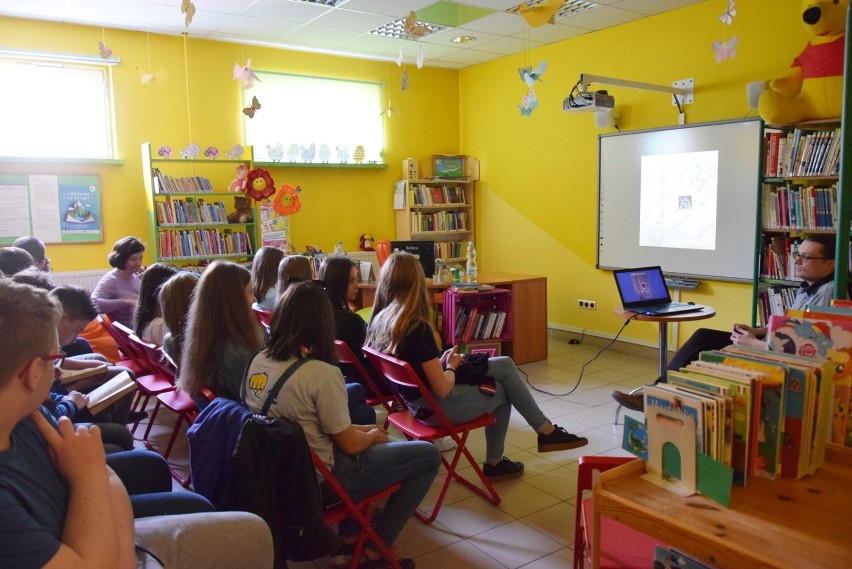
234, 59, 261, 89
712, 1, 738, 63
181, 0, 196, 28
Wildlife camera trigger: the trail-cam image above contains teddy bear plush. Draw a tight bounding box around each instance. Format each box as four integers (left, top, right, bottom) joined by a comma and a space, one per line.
227, 196, 253, 223
758, 0, 847, 125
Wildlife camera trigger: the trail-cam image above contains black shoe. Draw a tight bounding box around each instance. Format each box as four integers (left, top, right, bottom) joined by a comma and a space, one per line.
357, 556, 415, 569
127, 410, 148, 424
537, 425, 588, 452
483, 456, 525, 480
612, 389, 644, 412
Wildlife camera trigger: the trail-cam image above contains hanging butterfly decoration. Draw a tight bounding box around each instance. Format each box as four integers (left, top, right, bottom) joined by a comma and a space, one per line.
401, 69, 409, 92
518, 88, 539, 118
272, 184, 303, 216
395, 47, 403, 67
403, 11, 429, 39
137, 67, 168, 84
517, 0, 562, 28
416, 50, 426, 69
181, 0, 196, 28
519, 60, 547, 87
245, 168, 275, 201
233, 59, 261, 89
712, 36, 738, 63
719, 0, 736, 25
98, 41, 112, 60
243, 96, 261, 118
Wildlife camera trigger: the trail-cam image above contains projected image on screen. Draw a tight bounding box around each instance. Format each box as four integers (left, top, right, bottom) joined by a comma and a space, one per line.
639, 151, 718, 250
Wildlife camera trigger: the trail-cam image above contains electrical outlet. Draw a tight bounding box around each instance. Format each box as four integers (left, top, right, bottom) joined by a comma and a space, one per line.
578, 299, 596, 310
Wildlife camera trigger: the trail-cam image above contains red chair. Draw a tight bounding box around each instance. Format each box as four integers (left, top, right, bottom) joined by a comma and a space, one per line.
141, 348, 198, 463
311, 448, 402, 569
96, 315, 147, 375
125, 333, 175, 434
362, 346, 500, 524
333, 340, 399, 425
252, 306, 272, 329
574, 456, 664, 569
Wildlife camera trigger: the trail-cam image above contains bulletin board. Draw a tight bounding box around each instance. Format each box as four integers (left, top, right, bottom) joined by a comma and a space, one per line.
0, 174, 103, 244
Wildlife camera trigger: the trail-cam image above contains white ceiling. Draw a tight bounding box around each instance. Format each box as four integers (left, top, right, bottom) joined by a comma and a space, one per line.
0, 0, 705, 69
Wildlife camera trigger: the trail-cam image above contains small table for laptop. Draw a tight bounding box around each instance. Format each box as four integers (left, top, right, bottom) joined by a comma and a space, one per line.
612, 306, 716, 378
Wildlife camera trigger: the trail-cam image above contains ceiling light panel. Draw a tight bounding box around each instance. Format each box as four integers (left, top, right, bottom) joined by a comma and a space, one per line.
369, 17, 445, 40
289, 0, 351, 7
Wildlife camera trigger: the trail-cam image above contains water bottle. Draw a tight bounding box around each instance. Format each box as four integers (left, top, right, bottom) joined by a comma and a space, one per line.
465, 241, 478, 283
333, 241, 346, 256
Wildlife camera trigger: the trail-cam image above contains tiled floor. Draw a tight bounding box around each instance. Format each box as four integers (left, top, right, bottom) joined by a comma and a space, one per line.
140, 336, 656, 569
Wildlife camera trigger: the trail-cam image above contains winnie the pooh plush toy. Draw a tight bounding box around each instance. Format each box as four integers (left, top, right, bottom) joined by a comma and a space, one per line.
758, 0, 847, 125
227, 196, 253, 223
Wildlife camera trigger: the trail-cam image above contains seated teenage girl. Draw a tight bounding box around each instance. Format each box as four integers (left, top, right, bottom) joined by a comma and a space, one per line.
250, 246, 285, 312
133, 263, 179, 345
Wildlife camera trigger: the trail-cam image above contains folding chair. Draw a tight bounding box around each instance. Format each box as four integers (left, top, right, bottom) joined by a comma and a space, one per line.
333, 340, 399, 425
574, 456, 663, 569
125, 333, 176, 434
311, 448, 402, 569
252, 306, 272, 330
362, 346, 500, 524
96, 314, 147, 375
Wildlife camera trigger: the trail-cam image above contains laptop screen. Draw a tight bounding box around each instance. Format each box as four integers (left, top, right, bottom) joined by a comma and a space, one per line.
612, 266, 672, 307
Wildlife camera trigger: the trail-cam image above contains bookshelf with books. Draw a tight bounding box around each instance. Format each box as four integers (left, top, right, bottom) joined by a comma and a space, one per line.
142, 142, 258, 263
442, 288, 512, 352
394, 179, 475, 264
754, 120, 841, 326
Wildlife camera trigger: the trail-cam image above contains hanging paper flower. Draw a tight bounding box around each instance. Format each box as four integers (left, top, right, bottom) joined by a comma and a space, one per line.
245, 168, 275, 200
272, 183, 302, 216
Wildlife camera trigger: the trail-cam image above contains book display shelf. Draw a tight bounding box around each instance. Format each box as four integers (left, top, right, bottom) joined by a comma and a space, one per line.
141, 142, 258, 264
442, 288, 512, 353
754, 119, 841, 326
395, 178, 475, 264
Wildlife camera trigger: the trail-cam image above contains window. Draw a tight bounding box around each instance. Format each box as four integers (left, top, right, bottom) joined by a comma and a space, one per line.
244, 72, 384, 164
0, 57, 115, 159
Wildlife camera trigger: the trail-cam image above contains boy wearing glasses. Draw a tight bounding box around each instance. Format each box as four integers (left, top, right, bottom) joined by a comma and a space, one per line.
613, 234, 839, 411
0, 278, 136, 567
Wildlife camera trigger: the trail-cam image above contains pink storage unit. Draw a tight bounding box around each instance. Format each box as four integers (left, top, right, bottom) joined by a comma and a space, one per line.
442, 288, 512, 347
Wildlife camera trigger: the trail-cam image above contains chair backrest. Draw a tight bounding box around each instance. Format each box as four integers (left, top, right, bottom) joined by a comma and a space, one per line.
374, 239, 391, 267
127, 333, 175, 384
334, 340, 397, 407
98, 314, 135, 356
253, 306, 272, 329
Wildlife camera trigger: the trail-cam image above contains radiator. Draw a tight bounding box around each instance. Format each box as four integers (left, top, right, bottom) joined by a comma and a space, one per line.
51, 269, 110, 292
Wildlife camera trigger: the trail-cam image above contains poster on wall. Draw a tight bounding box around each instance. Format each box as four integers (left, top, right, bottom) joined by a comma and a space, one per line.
0, 174, 103, 244
258, 202, 289, 251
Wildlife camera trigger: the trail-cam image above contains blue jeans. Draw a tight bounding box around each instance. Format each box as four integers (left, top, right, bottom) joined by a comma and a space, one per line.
346, 382, 377, 425
418, 356, 549, 464
332, 440, 440, 546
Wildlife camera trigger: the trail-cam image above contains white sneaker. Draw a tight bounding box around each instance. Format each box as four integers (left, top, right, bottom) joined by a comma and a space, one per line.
433, 436, 457, 452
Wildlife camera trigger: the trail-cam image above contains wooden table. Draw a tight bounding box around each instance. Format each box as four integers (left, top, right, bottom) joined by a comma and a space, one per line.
612, 306, 716, 378
356, 272, 548, 364
591, 445, 852, 569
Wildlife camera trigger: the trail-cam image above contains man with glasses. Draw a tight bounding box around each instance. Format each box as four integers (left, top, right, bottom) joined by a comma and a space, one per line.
612, 234, 840, 411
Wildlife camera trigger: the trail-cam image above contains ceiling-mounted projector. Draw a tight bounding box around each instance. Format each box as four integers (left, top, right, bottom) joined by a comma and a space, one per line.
563, 91, 615, 112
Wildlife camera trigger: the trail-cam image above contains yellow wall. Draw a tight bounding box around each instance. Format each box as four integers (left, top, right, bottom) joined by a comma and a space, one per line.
0, 1, 818, 349
0, 16, 459, 272
459, 0, 811, 347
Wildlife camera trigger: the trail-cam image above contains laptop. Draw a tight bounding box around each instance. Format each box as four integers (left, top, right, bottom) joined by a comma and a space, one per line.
612, 266, 703, 315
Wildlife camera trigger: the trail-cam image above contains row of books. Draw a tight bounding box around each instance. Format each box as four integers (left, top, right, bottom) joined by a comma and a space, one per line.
760, 182, 837, 230
756, 285, 797, 326
158, 229, 252, 259
648, 340, 832, 484
155, 198, 229, 226
451, 306, 507, 343
153, 168, 215, 194
409, 211, 469, 233
408, 184, 467, 206
758, 236, 804, 282
763, 127, 841, 178
434, 240, 467, 260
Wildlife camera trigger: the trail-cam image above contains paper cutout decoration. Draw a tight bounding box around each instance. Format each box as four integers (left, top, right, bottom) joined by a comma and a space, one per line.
245, 168, 275, 200
181, 0, 196, 28
233, 59, 261, 89
319, 143, 331, 163
719, 0, 736, 25
396, 47, 403, 67
518, 0, 562, 28
300, 143, 316, 163
180, 143, 200, 159
353, 145, 365, 164
243, 96, 261, 118
519, 60, 547, 87
416, 50, 426, 69
204, 146, 219, 159
401, 69, 409, 91
266, 143, 283, 162
287, 144, 300, 162
157, 145, 172, 158
225, 144, 244, 159
336, 145, 350, 163
712, 35, 738, 63
518, 88, 539, 117
98, 41, 112, 60
272, 183, 302, 216
137, 67, 167, 84
404, 11, 429, 39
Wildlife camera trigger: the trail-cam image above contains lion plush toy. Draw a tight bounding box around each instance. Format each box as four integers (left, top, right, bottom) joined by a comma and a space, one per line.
227, 196, 253, 223
758, 0, 847, 125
